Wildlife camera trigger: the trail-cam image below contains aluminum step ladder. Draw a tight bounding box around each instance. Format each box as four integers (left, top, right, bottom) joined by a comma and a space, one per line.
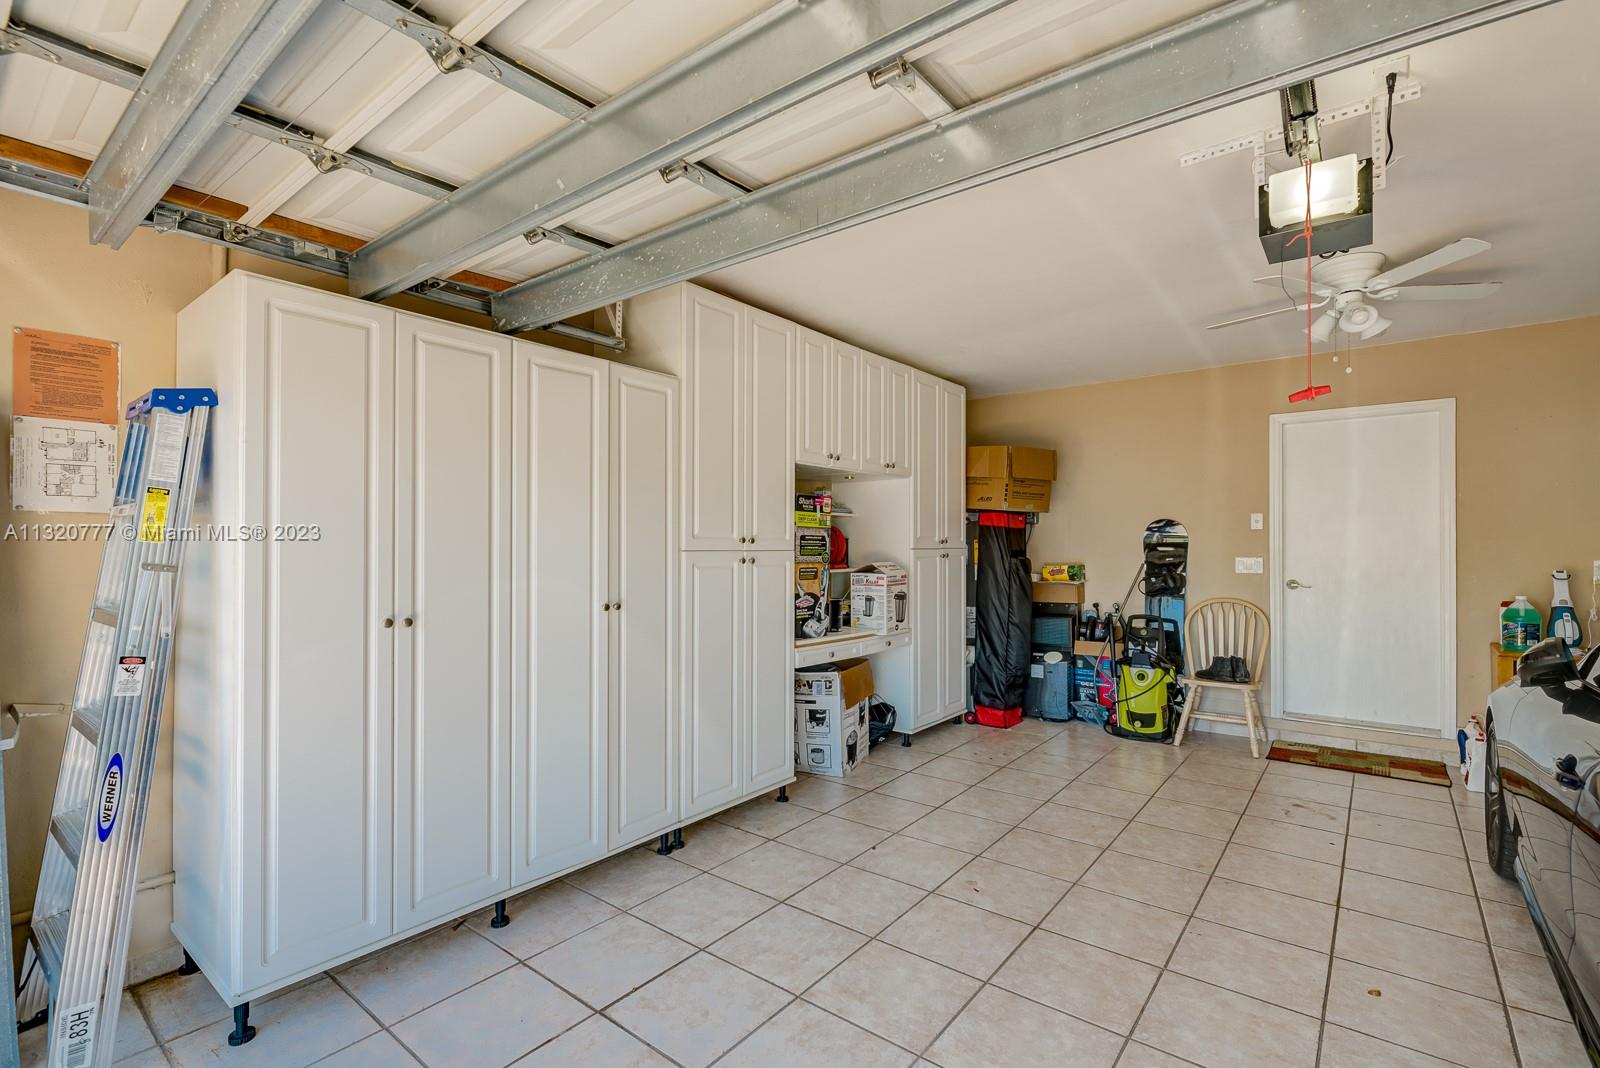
15, 388, 217, 1068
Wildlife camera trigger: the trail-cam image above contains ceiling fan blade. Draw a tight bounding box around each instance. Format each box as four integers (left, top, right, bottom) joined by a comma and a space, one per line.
1251, 275, 1337, 299
1367, 238, 1491, 291
1206, 300, 1323, 330
1375, 282, 1502, 302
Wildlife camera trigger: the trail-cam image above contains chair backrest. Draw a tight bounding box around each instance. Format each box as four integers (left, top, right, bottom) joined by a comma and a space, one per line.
1185, 597, 1270, 684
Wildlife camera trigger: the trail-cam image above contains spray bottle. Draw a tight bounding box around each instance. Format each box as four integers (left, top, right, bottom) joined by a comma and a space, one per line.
1550, 570, 1583, 648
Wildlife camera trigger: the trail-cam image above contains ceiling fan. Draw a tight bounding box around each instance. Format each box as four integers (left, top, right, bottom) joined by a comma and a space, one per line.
1207, 238, 1502, 340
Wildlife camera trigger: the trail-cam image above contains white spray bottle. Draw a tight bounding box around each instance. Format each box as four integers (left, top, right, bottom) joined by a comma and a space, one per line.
1551, 569, 1583, 648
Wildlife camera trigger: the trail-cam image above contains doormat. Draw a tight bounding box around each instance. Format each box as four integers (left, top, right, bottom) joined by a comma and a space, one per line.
1267, 741, 1452, 787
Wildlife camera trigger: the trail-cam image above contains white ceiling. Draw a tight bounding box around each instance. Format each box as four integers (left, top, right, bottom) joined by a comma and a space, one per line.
0, 1, 1593, 397
707, 1, 1600, 396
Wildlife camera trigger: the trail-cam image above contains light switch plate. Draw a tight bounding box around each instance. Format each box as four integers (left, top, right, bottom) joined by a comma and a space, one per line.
1235, 556, 1264, 574
1250, 513, 1264, 530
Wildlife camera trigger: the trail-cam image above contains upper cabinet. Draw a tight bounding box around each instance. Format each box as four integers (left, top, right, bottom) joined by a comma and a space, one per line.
795, 330, 862, 474
912, 373, 966, 549
862, 351, 912, 476
682, 288, 794, 551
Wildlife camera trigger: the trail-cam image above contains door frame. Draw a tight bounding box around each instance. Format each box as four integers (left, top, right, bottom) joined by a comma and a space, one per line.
1268, 398, 1457, 737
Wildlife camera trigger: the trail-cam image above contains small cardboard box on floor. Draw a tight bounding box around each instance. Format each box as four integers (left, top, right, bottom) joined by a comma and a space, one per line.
795, 657, 873, 776
850, 562, 909, 634
966, 445, 1055, 512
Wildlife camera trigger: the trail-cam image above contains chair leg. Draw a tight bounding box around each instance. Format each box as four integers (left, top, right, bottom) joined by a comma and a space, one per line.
1174, 684, 1199, 748
1252, 690, 1271, 753
1242, 689, 1261, 759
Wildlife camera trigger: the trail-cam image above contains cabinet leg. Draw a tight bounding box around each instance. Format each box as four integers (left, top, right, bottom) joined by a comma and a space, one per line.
490, 898, 510, 929
901, 731, 913, 747
177, 950, 200, 976
671, 828, 684, 851
228, 1002, 256, 1047
656, 833, 673, 855
775, 785, 789, 803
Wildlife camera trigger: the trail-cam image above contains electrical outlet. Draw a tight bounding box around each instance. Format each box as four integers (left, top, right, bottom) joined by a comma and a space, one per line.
1375, 55, 1410, 86
1250, 513, 1264, 531
1235, 557, 1264, 575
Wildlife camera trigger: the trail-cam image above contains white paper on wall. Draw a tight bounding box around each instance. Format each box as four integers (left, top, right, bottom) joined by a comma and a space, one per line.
10, 414, 117, 513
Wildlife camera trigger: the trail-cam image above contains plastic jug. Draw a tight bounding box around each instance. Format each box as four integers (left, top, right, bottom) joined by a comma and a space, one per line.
1501, 596, 1542, 653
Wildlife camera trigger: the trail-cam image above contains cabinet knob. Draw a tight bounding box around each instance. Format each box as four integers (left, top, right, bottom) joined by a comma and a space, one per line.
383, 617, 394, 628
603, 603, 611, 611
612, 602, 622, 610
403, 617, 414, 627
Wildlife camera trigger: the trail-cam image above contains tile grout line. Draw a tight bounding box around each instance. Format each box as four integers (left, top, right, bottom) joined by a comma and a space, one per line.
1311, 776, 1354, 1068
1452, 772, 1528, 1068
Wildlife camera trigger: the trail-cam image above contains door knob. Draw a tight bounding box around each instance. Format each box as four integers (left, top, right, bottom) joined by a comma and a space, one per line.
1285, 579, 1311, 590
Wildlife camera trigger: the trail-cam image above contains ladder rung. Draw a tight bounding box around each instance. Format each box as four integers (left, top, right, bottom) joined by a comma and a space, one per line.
91, 605, 118, 628
50, 809, 86, 869
32, 910, 70, 986
71, 704, 102, 746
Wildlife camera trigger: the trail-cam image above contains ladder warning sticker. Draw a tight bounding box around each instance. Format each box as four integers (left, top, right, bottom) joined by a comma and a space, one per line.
146, 409, 186, 484
59, 1001, 95, 1068
138, 487, 170, 542
112, 657, 146, 697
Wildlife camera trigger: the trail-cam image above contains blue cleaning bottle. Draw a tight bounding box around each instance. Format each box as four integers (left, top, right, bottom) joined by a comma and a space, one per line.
1550, 569, 1583, 648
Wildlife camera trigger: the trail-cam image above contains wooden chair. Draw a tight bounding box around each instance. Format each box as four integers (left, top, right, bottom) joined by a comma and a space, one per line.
1174, 598, 1271, 757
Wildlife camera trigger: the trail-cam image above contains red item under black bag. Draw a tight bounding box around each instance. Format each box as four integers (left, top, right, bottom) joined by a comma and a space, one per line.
971, 511, 1030, 729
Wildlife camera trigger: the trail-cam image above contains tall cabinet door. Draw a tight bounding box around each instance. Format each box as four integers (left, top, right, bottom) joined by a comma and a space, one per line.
886, 360, 913, 474
681, 552, 744, 819
939, 381, 967, 545
830, 340, 862, 472
745, 311, 795, 549
683, 288, 742, 549
795, 328, 831, 467
908, 549, 944, 731
610, 367, 680, 847
393, 315, 512, 931
860, 352, 887, 473
746, 551, 796, 793
239, 283, 395, 988
512, 344, 609, 884
910, 374, 942, 548
940, 550, 969, 719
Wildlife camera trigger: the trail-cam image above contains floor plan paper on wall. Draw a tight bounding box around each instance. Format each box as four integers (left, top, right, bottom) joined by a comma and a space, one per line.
10, 415, 116, 513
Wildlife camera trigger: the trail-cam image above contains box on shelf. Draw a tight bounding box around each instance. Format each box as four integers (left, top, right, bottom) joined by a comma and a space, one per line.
795, 490, 832, 528
1039, 562, 1086, 583
1032, 580, 1083, 605
850, 562, 909, 634
794, 657, 873, 777
967, 444, 1055, 512
795, 562, 829, 640
795, 528, 831, 562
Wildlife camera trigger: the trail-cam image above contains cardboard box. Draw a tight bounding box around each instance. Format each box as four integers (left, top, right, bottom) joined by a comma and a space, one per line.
967, 477, 1052, 512
1032, 580, 1083, 605
850, 562, 909, 634
795, 490, 832, 528
967, 445, 1057, 481
795, 563, 829, 640
795, 528, 832, 562
794, 658, 874, 777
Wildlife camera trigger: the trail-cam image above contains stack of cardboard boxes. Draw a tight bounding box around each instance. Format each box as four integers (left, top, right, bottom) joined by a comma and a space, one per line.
794, 657, 872, 777
966, 445, 1056, 512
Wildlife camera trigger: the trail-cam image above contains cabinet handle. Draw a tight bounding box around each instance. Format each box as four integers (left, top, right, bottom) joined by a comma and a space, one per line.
383, 617, 394, 628
403, 617, 414, 627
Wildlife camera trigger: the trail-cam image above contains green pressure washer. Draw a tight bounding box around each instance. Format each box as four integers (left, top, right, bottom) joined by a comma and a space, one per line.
1112, 615, 1183, 741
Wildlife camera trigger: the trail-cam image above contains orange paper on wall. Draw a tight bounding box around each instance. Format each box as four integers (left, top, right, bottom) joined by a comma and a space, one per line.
12, 326, 121, 424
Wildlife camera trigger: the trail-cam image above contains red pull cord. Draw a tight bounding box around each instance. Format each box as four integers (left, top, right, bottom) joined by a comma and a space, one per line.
1287, 159, 1331, 403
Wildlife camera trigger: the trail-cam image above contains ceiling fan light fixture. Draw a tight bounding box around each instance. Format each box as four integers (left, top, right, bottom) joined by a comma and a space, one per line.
1359, 313, 1393, 340
1310, 310, 1338, 343
1266, 153, 1361, 228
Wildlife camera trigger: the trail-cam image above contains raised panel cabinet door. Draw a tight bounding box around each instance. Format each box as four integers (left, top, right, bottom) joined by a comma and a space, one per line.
610, 367, 680, 848
746, 310, 796, 549
909, 374, 942, 548
393, 315, 512, 931
746, 551, 797, 793
908, 549, 944, 733
512, 344, 609, 884
886, 360, 913, 475
939, 381, 967, 545
860, 352, 887, 473
683, 287, 743, 549
830, 340, 862, 472
239, 284, 395, 987
680, 552, 744, 819
940, 550, 970, 719
795, 327, 832, 467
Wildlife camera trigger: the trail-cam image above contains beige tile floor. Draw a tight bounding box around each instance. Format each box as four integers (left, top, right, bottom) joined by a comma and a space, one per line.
37, 720, 1590, 1067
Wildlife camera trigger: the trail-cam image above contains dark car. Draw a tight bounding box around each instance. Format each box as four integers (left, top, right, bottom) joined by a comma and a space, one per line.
1486, 636, 1600, 1057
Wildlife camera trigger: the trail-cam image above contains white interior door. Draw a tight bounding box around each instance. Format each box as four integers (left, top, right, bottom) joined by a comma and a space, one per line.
680, 552, 744, 819
394, 316, 511, 930
512, 344, 608, 884
240, 286, 394, 986
609, 367, 679, 847
1272, 400, 1455, 735
746, 551, 796, 793
745, 310, 795, 549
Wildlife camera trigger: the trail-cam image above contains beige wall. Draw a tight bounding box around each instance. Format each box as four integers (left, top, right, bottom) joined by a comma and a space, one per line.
0, 189, 596, 979
968, 316, 1600, 746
